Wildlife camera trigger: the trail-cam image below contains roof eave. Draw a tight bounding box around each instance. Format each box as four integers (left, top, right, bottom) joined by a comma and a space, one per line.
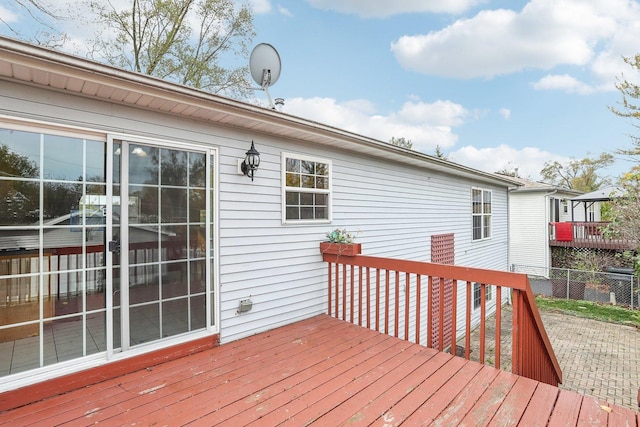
0, 36, 515, 187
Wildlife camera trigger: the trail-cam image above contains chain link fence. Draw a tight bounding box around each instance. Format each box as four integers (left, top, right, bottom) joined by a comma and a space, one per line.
511, 264, 638, 309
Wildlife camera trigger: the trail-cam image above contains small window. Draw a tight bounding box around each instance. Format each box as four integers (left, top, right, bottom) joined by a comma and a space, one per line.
473, 283, 493, 310
472, 188, 492, 241
282, 153, 331, 222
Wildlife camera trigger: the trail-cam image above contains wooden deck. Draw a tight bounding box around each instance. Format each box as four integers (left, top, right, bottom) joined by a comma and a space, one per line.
1, 315, 637, 426
549, 222, 635, 250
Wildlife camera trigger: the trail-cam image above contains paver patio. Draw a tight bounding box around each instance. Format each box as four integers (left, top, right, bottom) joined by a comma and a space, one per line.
469, 305, 640, 409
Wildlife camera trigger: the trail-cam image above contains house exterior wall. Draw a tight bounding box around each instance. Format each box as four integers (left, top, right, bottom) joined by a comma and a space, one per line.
508, 189, 592, 273
509, 191, 549, 271
221, 139, 510, 343
0, 78, 511, 376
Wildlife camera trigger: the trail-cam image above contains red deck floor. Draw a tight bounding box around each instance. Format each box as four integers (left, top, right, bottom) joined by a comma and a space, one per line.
0, 315, 638, 426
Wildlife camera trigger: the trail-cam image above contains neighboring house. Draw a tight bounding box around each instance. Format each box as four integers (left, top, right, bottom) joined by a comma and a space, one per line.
0, 37, 519, 394
507, 177, 584, 273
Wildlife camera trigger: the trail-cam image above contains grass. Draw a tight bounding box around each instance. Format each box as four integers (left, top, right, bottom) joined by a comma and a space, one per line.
535, 296, 640, 327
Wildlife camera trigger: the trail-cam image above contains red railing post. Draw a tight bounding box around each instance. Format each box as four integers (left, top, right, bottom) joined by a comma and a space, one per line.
479, 284, 486, 364
349, 265, 354, 324
334, 263, 339, 318
366, 267, 371, 329
416, 275, 421, 346
342, 264, 347, 320
358, 267, 363, 326
450, 279, 457, 356
375, 269, 380, 332
327, 262, 332, 317
465, 281, 471, 359
495, 286, 502, 369
394, 271, 400, 338
404, 272, 410, 341
512, 289, 521, 376
427, 276, 433, 349
384, 269, 390, 335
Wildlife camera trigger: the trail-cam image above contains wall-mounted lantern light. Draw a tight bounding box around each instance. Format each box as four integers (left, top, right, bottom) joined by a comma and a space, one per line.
240, 141, 260, 181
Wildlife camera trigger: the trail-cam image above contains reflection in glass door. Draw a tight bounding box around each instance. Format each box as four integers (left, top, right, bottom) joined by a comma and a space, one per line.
0, 127, 109, 377
116, 140, 212, 350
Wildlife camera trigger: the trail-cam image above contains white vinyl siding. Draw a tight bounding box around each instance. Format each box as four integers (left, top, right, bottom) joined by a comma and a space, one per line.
508, 191, 548, 271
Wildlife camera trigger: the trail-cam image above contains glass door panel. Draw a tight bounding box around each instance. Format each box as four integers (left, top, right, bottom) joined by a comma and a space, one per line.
118, 140, 212, 349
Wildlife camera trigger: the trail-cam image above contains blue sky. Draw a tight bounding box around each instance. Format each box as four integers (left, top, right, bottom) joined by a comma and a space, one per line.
2, 0, 640, 181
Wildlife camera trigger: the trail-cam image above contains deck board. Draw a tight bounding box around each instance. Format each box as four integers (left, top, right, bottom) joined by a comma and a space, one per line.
459, 370, 519, 426
0, 314, 637, 426
347, 351, 452, 425
76, 316, 354, 425
489, 375, 539, 426
548, 389, 584, 426
518, 382, 561, 425
428, 367, 498, 426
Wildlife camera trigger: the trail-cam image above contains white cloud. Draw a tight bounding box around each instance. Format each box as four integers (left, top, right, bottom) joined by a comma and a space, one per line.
249, 0, 272, 14
277, 5, 293, 17
281, 96, 469, 152
449, 144, 568, 180
499, 108, 511, 120
304, 0, 482, 17
390, 0, 640, 91
0, 5, 19, 23
532, 74, 599, 94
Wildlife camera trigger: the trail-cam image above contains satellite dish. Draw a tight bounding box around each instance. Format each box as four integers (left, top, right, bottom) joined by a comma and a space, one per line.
249, 43, 281, 109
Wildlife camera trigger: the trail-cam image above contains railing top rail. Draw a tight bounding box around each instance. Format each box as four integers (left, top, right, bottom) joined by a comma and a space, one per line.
548, 221, 610, 225
322, 253, 530, 291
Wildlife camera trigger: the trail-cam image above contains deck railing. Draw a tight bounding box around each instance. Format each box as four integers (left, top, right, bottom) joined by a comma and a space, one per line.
321, 252, 562, 386
549, 221, 635, 250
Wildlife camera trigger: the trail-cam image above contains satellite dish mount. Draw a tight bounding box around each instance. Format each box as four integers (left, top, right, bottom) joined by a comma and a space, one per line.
249, 43, 282, 110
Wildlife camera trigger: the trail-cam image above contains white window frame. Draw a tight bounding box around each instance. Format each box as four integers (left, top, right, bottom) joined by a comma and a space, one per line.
472, 187, 492, 241
281, 152, 332, 224
588, 203, 596, 222
472, 283, 494, 311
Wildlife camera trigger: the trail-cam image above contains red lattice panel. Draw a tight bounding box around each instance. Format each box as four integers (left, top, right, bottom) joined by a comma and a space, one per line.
430, 233, 455, 349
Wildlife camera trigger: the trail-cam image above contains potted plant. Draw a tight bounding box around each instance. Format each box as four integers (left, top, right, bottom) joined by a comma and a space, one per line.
320, 228, 361, 256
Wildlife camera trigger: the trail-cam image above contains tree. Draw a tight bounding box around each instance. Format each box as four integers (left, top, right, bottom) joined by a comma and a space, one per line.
0, 143, 40, 224
1, 1, 69, 47
540, 153, 614, 192
389, 137, 413, 150
611, 54, 640, 154
87, 0, 255, 98
434, 145, 447, 159
605, 173, 640, 273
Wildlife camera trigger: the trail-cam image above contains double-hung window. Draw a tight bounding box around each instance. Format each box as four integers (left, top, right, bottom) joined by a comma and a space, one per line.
283, 153, 331, 222
473, 283, 494, 310
472, 188, 491, 240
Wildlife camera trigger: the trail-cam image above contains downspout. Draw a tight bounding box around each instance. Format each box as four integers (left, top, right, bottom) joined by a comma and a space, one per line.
507, 185, 517, 272
507, 186, 515, 306
544, 189, 558, 276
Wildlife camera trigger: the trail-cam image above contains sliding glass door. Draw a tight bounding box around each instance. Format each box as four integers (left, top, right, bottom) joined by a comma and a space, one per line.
0, 126, 216, 380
